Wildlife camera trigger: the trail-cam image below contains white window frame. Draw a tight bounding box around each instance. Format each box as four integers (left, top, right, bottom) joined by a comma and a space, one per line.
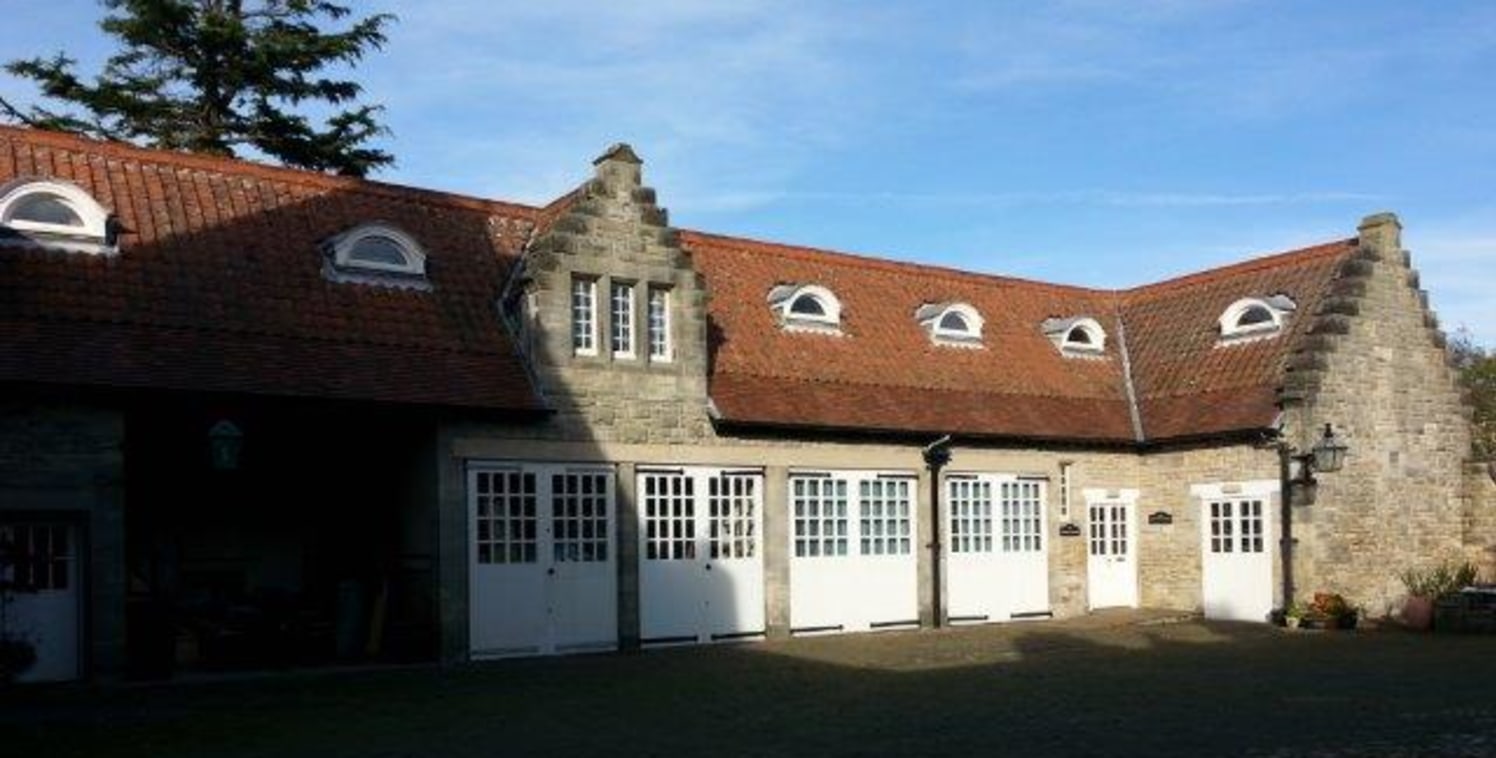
790, 470, 915, 558
572, 277, 599, 356
0, 179, 113, 255
610, 281, 635, 358
647, 286, 673, 362
916, 302, 984, 347
1042, 316, 1106, 356
1217, 296, 1295, 345
767, 283, 843, 333
326, 222, 427, 277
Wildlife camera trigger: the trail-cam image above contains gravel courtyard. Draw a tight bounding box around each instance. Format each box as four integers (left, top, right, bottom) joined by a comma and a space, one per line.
5, 611, 1495, 757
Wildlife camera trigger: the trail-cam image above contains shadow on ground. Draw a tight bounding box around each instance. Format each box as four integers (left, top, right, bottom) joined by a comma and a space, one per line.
5, 614, 1496, 758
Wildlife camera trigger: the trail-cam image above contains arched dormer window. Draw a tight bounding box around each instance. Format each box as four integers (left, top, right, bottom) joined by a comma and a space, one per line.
0, 179, 114, 254
323, 222, 429, 288
767, 283, 842, 333
916, 302, 984, 347
1041, 316, 1107, 357
1218, 295, 1295, 344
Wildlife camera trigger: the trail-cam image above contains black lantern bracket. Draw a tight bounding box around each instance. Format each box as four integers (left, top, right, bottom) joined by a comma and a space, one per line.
1286, 422, 1349, 488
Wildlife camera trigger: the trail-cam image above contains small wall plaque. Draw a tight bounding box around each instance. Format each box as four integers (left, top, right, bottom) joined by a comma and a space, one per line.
1147, 511, 1173, 526
1058, 522, 1082, 537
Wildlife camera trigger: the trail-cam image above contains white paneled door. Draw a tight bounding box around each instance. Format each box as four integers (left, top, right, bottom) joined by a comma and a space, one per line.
1201, 497, 1274, 622
788, 471, 919, 634
946, 475, 1051, 623
637, 468, 766, 645
1086, 497, 1138, 610
2, 522, 80, 682
468, 464, 617, 658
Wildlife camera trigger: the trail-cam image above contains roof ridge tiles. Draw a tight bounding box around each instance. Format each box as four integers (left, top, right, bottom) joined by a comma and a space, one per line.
682, 229, 1356, 305
680, 229, 1115, 298
0, 125, 541, 218
1122, 239, 1356, 301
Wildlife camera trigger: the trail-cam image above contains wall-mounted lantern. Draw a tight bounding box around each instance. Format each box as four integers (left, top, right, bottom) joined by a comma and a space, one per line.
1277, 422, 1350, 613
208, 420, 244, 471
1284, 423, 1349, 490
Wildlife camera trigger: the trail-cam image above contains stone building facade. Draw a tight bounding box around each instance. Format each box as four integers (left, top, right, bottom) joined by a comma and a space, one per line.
0, 125, 1490, 681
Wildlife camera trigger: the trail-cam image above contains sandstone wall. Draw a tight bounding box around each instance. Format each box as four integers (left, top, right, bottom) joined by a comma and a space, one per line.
1283, 214, 1472, 615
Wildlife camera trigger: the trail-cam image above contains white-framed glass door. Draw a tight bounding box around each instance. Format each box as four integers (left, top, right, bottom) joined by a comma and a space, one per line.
468, 463, 617, 658
1085, 491, 1138, 609
1, 521, 80, 682
946, 475, 1050, 623
789, 471, 918, 634
1201, 495, 1274, 621
638, 467, 765, 645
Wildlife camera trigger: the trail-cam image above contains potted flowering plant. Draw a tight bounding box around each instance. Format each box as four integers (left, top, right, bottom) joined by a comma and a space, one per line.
1305, 592, 1358, 630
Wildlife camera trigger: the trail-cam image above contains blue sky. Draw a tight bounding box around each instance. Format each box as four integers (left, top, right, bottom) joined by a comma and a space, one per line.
4, 1, 1494, 345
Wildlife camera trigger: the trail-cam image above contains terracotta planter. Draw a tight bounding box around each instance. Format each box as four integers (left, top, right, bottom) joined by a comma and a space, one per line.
1404, 595, 1434, 631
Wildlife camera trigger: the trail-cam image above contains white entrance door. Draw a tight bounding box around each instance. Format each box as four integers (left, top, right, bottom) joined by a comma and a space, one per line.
2, 522, 80, 682
946, 475, 1050, 623
468, 464, 617, 658
1201, 497, 1273, 621
638, 468, 765, 645
789, 471, 918, 634
1086, 496, 1138, 609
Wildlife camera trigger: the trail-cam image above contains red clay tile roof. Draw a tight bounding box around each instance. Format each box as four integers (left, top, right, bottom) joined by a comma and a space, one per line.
684, 230, 1358, 443
1121, 240, 1357, 440
683, 231, 1137, 442
1, 126, 1363, 440
0, 126, 545, 410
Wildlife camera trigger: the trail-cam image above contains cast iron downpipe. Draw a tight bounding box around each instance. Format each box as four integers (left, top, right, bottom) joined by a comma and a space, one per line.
922, 435, 953, 628
1278, 444, 1296, 611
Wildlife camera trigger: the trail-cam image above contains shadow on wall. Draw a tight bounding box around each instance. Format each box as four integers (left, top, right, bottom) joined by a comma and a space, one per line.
3, 171, 557, 676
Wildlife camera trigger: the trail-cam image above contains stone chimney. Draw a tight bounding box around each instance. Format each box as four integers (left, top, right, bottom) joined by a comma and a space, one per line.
1357, 212, 1402, 254
592, 143, 643, 195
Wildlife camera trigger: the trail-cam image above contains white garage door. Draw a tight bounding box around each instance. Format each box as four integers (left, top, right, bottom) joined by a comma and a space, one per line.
468, 463, 617, 658
637, 467, 765, 646
789, 471, 918, 634
2, 522, 80, 682
946, 475, 1050, 624
1201, 496, 1273, 622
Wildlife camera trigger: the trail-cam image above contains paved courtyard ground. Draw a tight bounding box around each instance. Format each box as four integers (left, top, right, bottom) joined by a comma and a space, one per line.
5, 611, 1496, 757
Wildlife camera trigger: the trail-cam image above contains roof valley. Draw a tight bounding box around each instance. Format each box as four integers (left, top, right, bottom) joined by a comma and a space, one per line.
1112, 299, 1147, 442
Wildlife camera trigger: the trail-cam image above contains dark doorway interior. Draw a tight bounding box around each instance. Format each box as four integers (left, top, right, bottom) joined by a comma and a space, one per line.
124, 398, 437, 677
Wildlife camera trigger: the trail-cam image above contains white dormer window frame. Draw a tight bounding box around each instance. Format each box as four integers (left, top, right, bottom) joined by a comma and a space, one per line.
326, 222, 427, 277
916, 302, 984, 347
767, 283, 843, 334
0, 179, 114, 255
1042, 316, 1107, 357
1218, 295, 1295, 345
